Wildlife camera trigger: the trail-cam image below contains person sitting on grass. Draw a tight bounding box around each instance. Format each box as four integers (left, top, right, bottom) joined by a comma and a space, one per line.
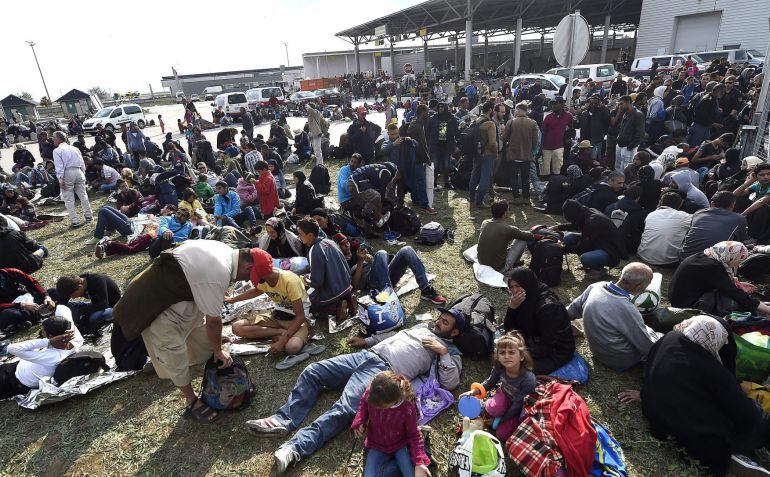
94, 204, 177, 259
310, 208, 340, 238
258, 217, 304, 259
245, 308, 464, 474
477, 200, 536, 276
0, 314, 83, 399
351, 370, 431, 477
255, 160, 280, 219
194, 173, 215, 202
460, 332, 536, 442
228, 248, 310, 356
296, 218, 353, 320
0, 227, 47, 274
149, 206, 192, 259
113, 179, 143, 218
178, 188, 209, 227
292, 171, 323, 215
0, 268, 56, 335
567, 262, 661, 371
213, 180, 256, 233
55, 273, 121, 332
733, 163, 770, 244
92, 159, 121, 194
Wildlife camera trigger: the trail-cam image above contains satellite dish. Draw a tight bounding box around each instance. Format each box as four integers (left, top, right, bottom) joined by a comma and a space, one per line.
553, 13, 590, 67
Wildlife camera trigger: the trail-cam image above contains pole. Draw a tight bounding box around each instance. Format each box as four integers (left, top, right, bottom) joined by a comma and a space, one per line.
484, 35, 489, 70
566, 11, 578, 109
513, 17, 523, 74
354, 41, 361, 74
149, 84, 154, 99
26, 41, 50, 101
601, 14, 611, 63
283, 42, 290, 67
423, 37, 429, 76
454, 34, 460, 77
465, 0, 473, 82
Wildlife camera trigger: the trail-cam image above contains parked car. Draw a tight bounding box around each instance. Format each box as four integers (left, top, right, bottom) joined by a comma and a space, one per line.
546, 63, 617, 88
83, 104, 146, 133
313, 88, 342, 106
212, 92, 248, 119
509, 74, 565, 101
245, 86, 285, 109
190, 94, 200, 102
287, 91, 317, 112
695, 49, 765, 68
630, 54, 707, 79
204, 94, 215, 101
175, 92, 186, 103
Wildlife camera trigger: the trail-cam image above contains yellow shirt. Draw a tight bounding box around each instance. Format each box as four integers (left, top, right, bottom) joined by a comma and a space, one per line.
257, 270, 310, 316
178, 199, 206, 218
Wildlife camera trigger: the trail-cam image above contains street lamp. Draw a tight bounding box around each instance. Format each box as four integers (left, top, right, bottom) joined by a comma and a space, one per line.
282, 42, 290, 66
25, 41, 51, 101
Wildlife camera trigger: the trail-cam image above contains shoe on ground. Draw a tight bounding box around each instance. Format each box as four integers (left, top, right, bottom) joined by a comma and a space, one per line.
420, 286, 446, 304
94, 243, 106, 259
274, 446, 300, 473
730, 454, 770, 477
585, 269, 608, 280
245, 416, 290, 437
85, 237, 100, 245
421, 206, 438, 215
70, 222, 84, 229
85, 217, 93, 223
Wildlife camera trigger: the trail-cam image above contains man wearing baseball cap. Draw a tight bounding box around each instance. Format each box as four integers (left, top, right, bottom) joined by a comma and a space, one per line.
247, 305, 465, 473
346, 106, 381, 163
228, 248, 312, 357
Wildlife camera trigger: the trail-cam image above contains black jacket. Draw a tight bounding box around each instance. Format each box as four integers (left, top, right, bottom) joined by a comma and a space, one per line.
616, 108, 645, 149
641, 330, 769, 474
0, 229, 43, 274
579, 106, 610, 144
560, 200, 628, 267
77, 273, 122, 317
587, 183, 620, 214
294, 180, 322, 215
604, 197, 648, 254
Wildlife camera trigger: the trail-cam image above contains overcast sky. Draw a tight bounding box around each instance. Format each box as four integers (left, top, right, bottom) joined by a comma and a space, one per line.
1, 0, 416, 100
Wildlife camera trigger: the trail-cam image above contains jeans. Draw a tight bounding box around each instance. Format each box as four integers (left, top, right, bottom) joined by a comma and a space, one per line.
277, 350, 390, 457
590, 142, 604, 161
95, 206, 132, 239
62, 168, 93, 225
219, 207, 256, 228
687, 123, 711, 147
697, 166, 710, 185
66, 302, 113, 329
433, 144, 451, 176
500, 240, 528, 275
364, 447, 415, 477
99, 182, 118, 193
367, 247, 429, 291
563, 232, 611, 269
411, 162, 428, 208
511, 161, 531, 198
469, 154, 495, 206
614, 145, 637, 172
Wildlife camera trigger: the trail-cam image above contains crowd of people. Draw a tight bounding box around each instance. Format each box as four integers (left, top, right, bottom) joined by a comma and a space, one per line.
0, 54, 769, 477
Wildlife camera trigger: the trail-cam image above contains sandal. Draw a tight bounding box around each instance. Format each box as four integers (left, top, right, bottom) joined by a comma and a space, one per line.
275, 352, 310, 370
184, 399, 221, 424
301, 343, 326, 356
246, 416, 290, 437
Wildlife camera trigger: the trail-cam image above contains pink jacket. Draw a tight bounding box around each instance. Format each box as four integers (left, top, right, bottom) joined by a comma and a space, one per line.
236, 179, 258, 206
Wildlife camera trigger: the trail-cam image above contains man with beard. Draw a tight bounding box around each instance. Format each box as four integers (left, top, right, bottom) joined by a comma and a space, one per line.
427, 102, 458, 189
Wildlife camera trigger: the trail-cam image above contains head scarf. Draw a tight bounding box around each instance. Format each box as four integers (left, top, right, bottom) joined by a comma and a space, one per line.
506, 267, 543, 338
566, 165, 583, 180
743, 156, 764, 170
704, 240, 748, 276
293, 170, 306, 184
675, 316, 728, 362
249, 248, 274, 287
653, 85, 667, 99
265, 217, 286, 243
14, 143, 25, 150
638, 165, 655, 184
724, 148, 741, 165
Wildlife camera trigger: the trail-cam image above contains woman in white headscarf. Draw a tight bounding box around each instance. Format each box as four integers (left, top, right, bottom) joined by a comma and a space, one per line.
668, 241, 770, 316
646, 85, 668, 143
627, 314, 770, 476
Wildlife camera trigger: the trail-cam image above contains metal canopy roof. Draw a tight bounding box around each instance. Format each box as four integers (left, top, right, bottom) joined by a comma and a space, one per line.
336, 0, 642, 44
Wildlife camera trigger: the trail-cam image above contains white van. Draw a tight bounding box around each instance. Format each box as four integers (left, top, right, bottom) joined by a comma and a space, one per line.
202, 85, 223, 100
245, 86, 285, 109
83, 104, 146, 133
545, 63, 617, 88
212, 92, 248, 119
630, 54, 707, 79
695, 49, 765, 68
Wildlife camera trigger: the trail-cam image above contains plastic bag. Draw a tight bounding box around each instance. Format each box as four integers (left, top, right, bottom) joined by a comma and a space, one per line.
416, 359, 455, 425
272, 257, 309, 275
549, 352, 590, 385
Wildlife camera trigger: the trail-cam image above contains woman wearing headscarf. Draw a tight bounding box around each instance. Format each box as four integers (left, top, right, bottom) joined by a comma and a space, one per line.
503, 267, 575, 374
646, 86, 667, 143
258, 217, 304, 258
633, 165, 663, 213
668, 241, 770, 316
623, 150, 651, 185
291, 170, 323, 215
628, 315, 770, 476
556, 199, 628, 277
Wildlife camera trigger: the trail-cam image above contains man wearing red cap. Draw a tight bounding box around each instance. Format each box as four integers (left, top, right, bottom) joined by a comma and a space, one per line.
227, 249, 311, 355
346, 106, 381, 164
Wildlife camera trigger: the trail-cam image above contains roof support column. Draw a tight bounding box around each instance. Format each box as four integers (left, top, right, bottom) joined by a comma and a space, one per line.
539, 31, 545, 56
389, 38, 395, 78
484, 35, 489, 71
424, 37, 429, 75
354, 40, 361, 74
316, 57, 320, 78
454, 34, 460, 78
513, 17, 523, 74
465, 0, 473, 82
601, 14, 611, 63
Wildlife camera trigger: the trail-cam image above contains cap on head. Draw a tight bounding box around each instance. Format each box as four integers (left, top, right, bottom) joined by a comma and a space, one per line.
249, 248, 274, 285
437, 307, 466, 332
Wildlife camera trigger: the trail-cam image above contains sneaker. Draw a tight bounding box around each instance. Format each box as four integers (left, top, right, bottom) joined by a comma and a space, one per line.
70, 222, 84, 229
730, 454, 770, 477
434, 184, 443, 190
421, 206, 438, 215
274, 446, 300, 474
94, 243, 106, 259
420, 286, 446, 304
85, 237, 100, 245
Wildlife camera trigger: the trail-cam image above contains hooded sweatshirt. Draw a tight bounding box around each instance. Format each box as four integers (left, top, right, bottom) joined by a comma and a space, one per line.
671, 170, 709, 210
256, 170, 280, 217
559, 200, 628, 267
647, 86, 666, 121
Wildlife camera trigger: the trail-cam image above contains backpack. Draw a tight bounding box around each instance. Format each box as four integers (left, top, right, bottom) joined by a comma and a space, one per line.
573, 186, 594, 206
529, 240, 565, 286
110, 323, 149, 371
448, 293, 496, 359
53, 351, 109, 385
459, 118, 491, 161
414, 221, 447, 245
737, 253, 770, 281
609, 208, 628, 228
157, 179, 178, 207
199, 355, 255, 410
358, 287, 406, 336
329, 212, 361, 237
388, 206, 422, 236
450, 156, 474, 189
309, 163, 331, 195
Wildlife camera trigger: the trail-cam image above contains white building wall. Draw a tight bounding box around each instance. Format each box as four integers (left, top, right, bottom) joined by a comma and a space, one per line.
637, 0, 769, 57
302, 54, 377, 78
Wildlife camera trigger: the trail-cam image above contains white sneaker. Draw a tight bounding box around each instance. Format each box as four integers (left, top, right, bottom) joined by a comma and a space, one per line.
274, 446, 300, 473
730, 454, 770, 477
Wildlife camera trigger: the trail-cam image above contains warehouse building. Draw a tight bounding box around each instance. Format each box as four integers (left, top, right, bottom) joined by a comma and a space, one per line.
160, 66, 304, 97
636, 0, 768, 57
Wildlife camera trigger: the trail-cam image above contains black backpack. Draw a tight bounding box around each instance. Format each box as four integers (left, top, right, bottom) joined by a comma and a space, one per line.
459, 118, 490, 161
738, 253, 770, 281
573, 186, 594, 206
53, 351, 109, 385
450, 156, 474, 190
329, 212, 361, 237
199, 356, 255, 410
529, 240, 565, 286
309, 164, 331, 194
110, 323, 149, 372
388, 206, 421, 236
414, 221, 447, 245
448, 293, 496, 359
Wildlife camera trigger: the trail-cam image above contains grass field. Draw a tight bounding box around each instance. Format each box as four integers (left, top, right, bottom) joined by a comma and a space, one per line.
0, 157, 713, 477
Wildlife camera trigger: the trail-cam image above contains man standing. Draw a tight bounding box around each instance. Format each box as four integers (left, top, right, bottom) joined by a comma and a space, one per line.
346, 106, 381, 164
52, 131, 92, 228
469, 100, 498, 218
126, 122, 146, 164
579, 95, 610, 162
406, 104, 435, 214
305, 103, 324, 165
427, 102, 459, 190
503, 102, 539, 204
113, 241, 253, 423
240, 107, 254, 143
615, 95, 645, 171
540, 96, 573, 178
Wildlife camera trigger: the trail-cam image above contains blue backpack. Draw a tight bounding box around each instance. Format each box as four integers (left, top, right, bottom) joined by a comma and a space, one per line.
358, 287, 406, 335
591, 419, 628, 477
157, 179, 178, 207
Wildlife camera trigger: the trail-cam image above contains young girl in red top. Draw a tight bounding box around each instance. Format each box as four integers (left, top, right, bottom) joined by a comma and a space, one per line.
254, 160, 280, 219
351, 371, 431, 477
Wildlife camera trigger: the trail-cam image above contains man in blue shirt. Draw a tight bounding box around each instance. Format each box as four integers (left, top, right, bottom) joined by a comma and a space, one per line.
465, 81, 479, 109
149, 207, 192, 258
337, 154, 363, 210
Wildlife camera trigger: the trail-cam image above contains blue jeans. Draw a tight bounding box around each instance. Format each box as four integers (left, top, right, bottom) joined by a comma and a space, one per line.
99, 182, 118, 193
364, 447, 415, 477
0, 308, 36, 329
67, 302, 113, 328
469, 154, 495, 206
590, 143, 604, 161
687, 123, 711, 147
276, 350, 389, 457
367, 247, 429, 291
563, 232, 611, 270
95, 206, 132, 238
697, 166, 709, 185
411, 163, 428, 208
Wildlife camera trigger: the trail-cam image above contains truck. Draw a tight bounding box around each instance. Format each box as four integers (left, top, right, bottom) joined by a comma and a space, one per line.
202, 85, 223, 100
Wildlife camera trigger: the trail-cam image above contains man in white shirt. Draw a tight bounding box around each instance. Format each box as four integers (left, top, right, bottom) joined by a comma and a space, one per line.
637, 192, 692, 266
53, 131, 93, 228
0, 310, 83, 399
93, 160, 121, 193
